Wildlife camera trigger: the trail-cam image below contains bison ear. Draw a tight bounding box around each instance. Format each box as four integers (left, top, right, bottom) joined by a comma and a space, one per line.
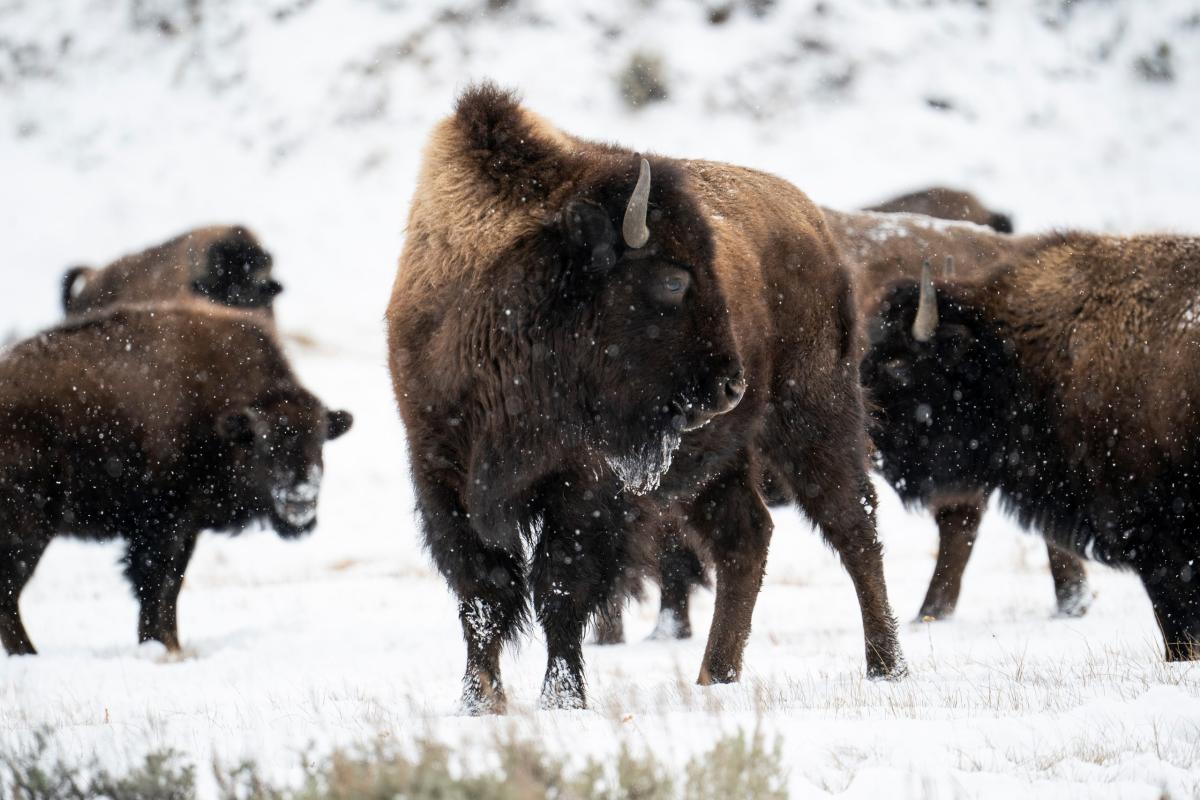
561, 200, 618, 273
326, 409, 353, 440
218, 408, 263, 444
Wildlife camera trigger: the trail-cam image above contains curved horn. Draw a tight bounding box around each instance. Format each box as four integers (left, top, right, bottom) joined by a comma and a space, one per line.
912, 259, 939, 342
622, 158, 651, 249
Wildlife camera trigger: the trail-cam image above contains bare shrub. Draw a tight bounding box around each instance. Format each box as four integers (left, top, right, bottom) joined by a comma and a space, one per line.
617, 51, 669, 110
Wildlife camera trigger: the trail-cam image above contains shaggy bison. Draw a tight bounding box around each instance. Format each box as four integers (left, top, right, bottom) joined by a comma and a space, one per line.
0, 303, 352, 655
862, 234, 1200, 660
863, 187, 1014, 233
387, 85, 904, 712
62, 225, 282, 316
616, 211, 1090, 644
826, 210, 1092, 620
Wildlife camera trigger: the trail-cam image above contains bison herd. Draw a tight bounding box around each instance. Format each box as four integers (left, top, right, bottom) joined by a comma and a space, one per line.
4, 83, 1198, 714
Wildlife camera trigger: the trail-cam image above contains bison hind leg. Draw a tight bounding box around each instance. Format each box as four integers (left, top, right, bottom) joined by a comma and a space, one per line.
649, 540, 703, 641
916, 495, 985, 622
1047, 541, 1093, 618
1138, 557, 1200, 662
591, 596, 626, 646
123, 528, 199, 653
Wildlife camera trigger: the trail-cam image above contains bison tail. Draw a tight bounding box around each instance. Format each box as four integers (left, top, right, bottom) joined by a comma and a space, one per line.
989, 213, 1015, 234
61, 265, 95, 313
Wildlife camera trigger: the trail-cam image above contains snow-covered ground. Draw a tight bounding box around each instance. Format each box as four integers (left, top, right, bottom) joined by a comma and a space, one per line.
2, 1, 1199, 797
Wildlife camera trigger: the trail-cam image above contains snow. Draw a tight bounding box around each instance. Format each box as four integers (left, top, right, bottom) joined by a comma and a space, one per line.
2, 0, 1200, 797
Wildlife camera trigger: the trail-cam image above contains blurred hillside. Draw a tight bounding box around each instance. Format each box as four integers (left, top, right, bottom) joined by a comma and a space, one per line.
1, 0, 1197, 339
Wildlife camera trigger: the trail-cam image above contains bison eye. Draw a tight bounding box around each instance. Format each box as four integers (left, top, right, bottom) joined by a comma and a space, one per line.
649, 266, 691, 305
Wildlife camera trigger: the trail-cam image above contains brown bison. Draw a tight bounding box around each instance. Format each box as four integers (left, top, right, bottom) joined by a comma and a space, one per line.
615, 211, 1090, 644
386, 85, 904, 713
863, 187, 1014, 233
0, 302, 352, 655
62, 225, 282, 316
862, 233, 1200, 660
828, 210, 1091, 620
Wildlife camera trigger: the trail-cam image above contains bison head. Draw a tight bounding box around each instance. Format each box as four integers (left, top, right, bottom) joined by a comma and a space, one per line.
194, 228, 283, 310
548, 158, 744, 493
861, 263, 1015, 505
219, 393, 353, 536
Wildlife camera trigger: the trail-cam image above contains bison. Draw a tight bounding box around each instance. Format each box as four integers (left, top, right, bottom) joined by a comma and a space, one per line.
614, 211, 1090, 644
861, 233, 1200, 660
386, 85, 905, 713
0, 302, 352, 655
863, 187, 1014, 233
826, 209, 1091, 620
62, 225, 282, 316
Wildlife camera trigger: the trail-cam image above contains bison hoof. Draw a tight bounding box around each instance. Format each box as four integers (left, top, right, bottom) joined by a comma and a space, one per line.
646, 611, 691, 641
867, 658, 908, 682
460, 690, 507, 716
539, 658, 586, 710
1053, 587, 1095, 619
3, 644, 36, 657
696, 663, 739, 685
592, 619, 625, 646
1164, 639, 1200, 663
914, 608, 953, 624
538, 686, 586, 711
460, 672, 507, 716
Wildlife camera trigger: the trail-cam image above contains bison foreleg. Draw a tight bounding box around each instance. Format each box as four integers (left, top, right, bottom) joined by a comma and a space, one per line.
0, 534, 51, 656
693, 465, 772, 685
531, 481, 634, 710
453, 548, 526, 716
124, 528, 199, 653
916, 494, 985, 621
420, 477, 527, 715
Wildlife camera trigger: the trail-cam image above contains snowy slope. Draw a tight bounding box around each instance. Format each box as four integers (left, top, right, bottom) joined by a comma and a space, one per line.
1, 1, 1200, 797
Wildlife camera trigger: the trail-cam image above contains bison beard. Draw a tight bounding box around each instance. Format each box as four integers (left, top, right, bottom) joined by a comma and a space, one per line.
605, 428, 682, 495
388, 84, 905, 713
862, 235, 1200, 661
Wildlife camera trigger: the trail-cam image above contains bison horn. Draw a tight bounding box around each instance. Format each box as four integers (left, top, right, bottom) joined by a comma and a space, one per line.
912, 259, 939, 342
622, 158, 651, 249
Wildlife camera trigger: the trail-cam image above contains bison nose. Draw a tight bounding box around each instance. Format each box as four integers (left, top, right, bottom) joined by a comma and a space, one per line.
718, 368, 746, 413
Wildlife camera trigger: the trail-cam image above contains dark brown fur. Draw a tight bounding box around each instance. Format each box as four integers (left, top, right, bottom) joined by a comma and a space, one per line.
386, 85, 904, 713
864, 186, 1014, 233
862, 233, 1200, 660
827, 210, 1089, 619
0, 302, 351, 655
62, 225, 282, 316
619, 211, 1088, 641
